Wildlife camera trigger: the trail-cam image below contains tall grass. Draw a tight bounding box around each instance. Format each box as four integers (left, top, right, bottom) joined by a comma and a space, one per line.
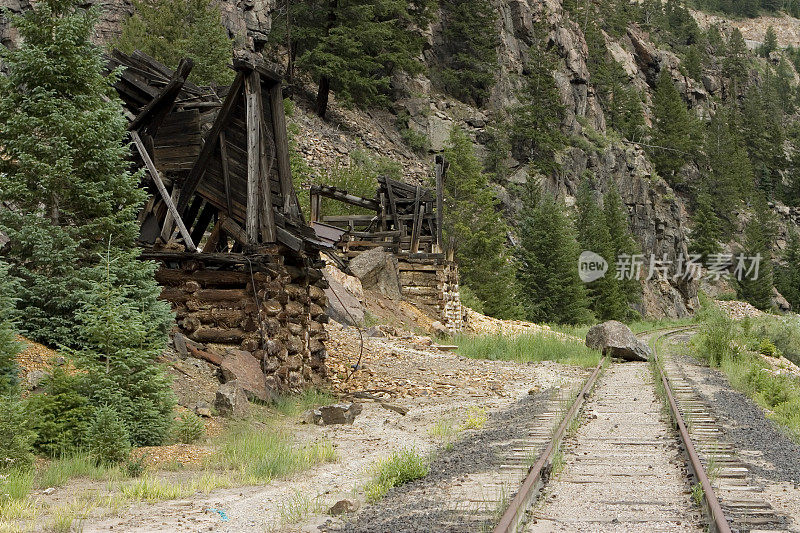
364, 449, 429, 502
270, 389, 335, 418
37, 454, 123, 489
453, 333, 600, 368
218, 426, 336, 482
692, 308, 800, 441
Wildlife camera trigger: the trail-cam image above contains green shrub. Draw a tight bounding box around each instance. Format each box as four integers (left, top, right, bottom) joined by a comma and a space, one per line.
0, 399, 36, 470
758, 338, 780, 358
125, 455, 147, 478
364, 449, 429, 502
694, 308, 736, 367
0, 262, 22, 396
87, 406, 131, 466
27, 369, 92, 457
173, 412, 205, 444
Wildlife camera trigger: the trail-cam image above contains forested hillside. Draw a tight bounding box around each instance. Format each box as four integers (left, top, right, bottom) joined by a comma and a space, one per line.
2, 0, 800, 323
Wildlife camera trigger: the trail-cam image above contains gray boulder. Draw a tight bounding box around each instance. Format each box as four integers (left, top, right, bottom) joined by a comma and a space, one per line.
303, 402, 362, 425
219, 349, 269, 402
323, 276, 365, 326
349, 248, 402, 300
214, 380, 250, 418
585, 320, 652, 362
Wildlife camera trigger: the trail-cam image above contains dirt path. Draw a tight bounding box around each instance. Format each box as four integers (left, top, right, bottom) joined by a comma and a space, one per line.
525, 362, 702, 532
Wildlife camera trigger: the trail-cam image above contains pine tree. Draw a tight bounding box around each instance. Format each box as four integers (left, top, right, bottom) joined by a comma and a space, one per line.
649, 71, 699, 186
516, 184, 592, 324
702, 107, 754, 236
759, 25, 778, 58
65, 251, 175, 447
87, 406, 131, 465
736, 197, 776, 310
509, 31, 566, 176
438, 0, 499, 106
575, 178, 629, 320
443, 127, 522, 319
115, 0, 234, 86
741, 82, 786, 197
689, 192, 723, 260
723, 28, 749, 91
603, 185, 641, 304
776, 229, 800, 310
272, 0, 434, 118
0, 262, 22, 397
0, 0, 171, 348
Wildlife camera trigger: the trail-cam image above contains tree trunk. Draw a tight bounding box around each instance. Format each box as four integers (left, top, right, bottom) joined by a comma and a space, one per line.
315, 75, 330, 119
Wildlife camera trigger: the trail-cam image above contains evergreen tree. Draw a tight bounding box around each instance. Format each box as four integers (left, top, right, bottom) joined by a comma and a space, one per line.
702, 107, 754, 235
510, 33, 566, 176
115, 0, 234, 85
65, 251, 175, 447
740, 83, 786, 196
689, 192, 723, 260
648, 71, 699, 186
575, 178, 629, 320
723, 28, 749, 91
87, 406, 131, 465
776, 229, 800, 310
516, 184, 592, 324
736, 197, 776, 310
603, 185, 641, 304
443, 127, 521, 319
759, 25, 778, 58
0, 0, 172, 348
0, 262, 22, 397
26, 368, 92, 456
0, 399, 36, 470
438, 0, 499, 106
272, 0, 434, 118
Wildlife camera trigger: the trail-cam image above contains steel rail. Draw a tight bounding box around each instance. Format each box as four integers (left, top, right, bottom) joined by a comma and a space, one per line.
653, 328, 732, 533
492, 357, 605, 533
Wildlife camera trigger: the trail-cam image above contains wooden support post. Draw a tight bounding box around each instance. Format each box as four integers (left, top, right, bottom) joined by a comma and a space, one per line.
245, 71, 261, 244
203, 214, 224, 252
269, 81, 300, 219
435, 155, 445, 253
160, 185, 180, 242
255, 79, 277, 243
220, 216, 249, 246
384, 178, 403, 236
219, 131, 233, 217
410, 185, 422, 253
130, 131, 197, 252
310, 191, 321, 223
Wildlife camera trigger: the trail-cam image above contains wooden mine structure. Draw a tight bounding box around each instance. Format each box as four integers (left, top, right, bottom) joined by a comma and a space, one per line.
309, 156, 463, 331
111, 50, 329, 391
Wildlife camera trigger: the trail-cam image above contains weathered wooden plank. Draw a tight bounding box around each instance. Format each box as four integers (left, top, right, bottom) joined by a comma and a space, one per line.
130, 131, 197, 252
160, 184, 180, 242
219, 131, 233, 217
177, 71, 245, 214
410, 185, 422, 253
129, 57, 193, 135
269, 80, 300, 220
435, 155, 445, 251
245, 71, 261, 244
220, 215, 249, 246
256, 79, 277, 243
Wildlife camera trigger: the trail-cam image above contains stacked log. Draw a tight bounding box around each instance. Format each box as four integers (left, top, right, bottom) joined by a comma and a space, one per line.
155, 252, 328, 391
397, 258, 463, 332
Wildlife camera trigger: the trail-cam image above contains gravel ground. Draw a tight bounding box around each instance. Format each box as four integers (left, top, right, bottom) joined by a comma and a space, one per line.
325, 387, 562, 533
674, 352, 800, 485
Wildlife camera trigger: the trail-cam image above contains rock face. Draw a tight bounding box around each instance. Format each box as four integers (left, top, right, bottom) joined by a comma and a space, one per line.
348, 248, 402, 300
323, 274, 366, 326
585, 321, 652, 362
215, 380, 249, 418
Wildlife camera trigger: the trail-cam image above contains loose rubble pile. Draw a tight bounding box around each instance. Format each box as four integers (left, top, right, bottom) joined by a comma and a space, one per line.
716, 300, 764, 320
463, 308, 582, 342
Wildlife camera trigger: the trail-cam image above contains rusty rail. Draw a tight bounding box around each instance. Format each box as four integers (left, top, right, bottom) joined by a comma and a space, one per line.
492, 357, 605, 533
653, 329, 732, 533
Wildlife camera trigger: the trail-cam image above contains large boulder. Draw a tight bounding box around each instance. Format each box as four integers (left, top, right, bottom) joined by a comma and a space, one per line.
219, 349, 269, 402
324, 276, 366, 326
348, 248, 402, 300
585, 320, 652, 362
215, 380, 250, 418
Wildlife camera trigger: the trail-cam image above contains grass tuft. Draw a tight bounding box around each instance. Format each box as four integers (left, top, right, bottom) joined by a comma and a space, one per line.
364, 449, 429, 502
460, 407, 488, 430
270, 389, 335, 418
277, 490, 326, 524
219, 425, 336, 482
37, 454, 123, 489
453, 333, 600, 368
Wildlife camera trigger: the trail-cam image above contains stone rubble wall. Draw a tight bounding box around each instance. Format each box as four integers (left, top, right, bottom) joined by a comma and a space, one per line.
155, 250, 328, 392
397, 258, 462, 332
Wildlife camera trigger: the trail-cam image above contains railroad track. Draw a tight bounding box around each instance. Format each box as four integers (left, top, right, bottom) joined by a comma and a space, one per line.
492, 327, 790, 533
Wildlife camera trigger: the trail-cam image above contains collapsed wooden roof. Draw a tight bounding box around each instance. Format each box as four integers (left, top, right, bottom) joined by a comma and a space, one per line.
109, 50, 327, 256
